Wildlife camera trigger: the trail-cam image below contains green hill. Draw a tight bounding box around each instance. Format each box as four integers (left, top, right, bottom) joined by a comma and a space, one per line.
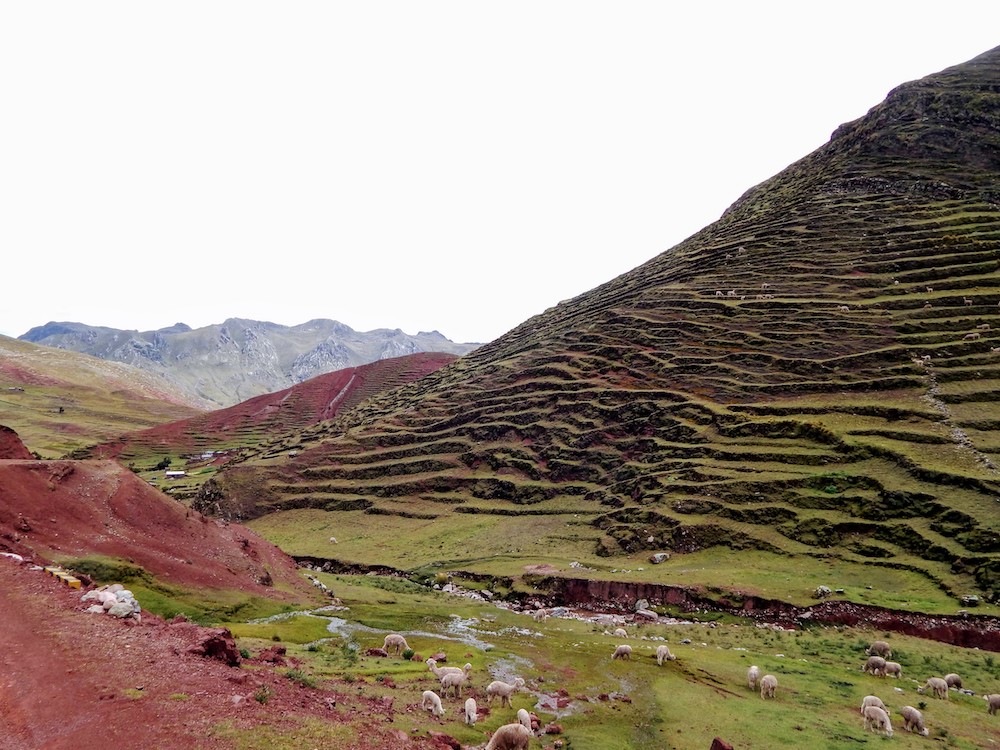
203, 48, 1000, 610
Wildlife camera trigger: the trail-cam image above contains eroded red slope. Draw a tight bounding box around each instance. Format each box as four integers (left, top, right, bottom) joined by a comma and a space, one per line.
0, 458, 304, 595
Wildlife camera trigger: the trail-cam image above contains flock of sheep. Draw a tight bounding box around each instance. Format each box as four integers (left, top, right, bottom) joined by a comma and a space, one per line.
382, 625, 999, 747
383, 634, 537, 749
838, 639, 997, 739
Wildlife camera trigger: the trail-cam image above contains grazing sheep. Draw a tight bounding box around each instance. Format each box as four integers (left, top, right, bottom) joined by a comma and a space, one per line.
486, 678, 525, 708
759, 674, 777, 700
862, 705, 893, 737
985, 694, 1000, 715
656, 645, 676, 666
516, 708, 533, 731
532, 608, 548, 622
383, 633, 409, 656
944, 673, 962, 689
838, 305, 850, 312
918, 677, 949, 699
965, 332, 981, 340
420, 689, 446, 718
860, 695, 886, 715
862, 656, 887, 676
964, 297, 973, 306
747, 665, 761, 691
883, 661, 902, 679
484, 722, 533, 750
899, 705, 929, 736
441, 669, 470, 698
977, 323, 991, 330
612, 644, 632, 661
865, 640, 892, 658
613, 627, 628, 638
464, 697, 478, 726
439, 661, 472, 687
427, 657, 467, 679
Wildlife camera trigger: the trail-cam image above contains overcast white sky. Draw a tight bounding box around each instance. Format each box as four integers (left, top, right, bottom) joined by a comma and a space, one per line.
2, 3, 997, 344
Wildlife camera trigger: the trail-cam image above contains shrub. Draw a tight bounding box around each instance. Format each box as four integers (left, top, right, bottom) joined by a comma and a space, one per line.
401, 648, 415, 661
285, 669, 316, 688
254, 686, 272, 704
340, 639, 359, 666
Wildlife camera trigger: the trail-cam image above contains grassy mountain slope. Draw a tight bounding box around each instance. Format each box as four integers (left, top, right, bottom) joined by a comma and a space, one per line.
206, 48, 1000, 606
0, 335, 207, 457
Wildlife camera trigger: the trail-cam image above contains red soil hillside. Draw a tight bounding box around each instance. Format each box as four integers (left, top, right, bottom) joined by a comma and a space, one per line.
87, 352, 459, 463
0, 556, 430, 750
0, 425, 32, 459
0, 457, 307, 597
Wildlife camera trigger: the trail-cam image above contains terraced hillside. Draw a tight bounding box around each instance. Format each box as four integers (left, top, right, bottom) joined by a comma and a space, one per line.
204, 48, 1000, 605
82, 353, 458, 493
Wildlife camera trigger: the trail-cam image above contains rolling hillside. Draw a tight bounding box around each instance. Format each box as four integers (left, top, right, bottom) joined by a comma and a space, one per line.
203, 47, 1000, 607
0, 335, 207, 457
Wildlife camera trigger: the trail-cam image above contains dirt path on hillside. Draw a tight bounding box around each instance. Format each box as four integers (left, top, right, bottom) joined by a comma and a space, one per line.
0, 558, 428, 750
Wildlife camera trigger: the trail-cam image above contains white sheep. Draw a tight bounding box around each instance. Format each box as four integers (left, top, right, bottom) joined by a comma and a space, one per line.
426, 657, 468, 679
862, 656, 886, 676
420, 689, 446, 718
611, 644, 632, 661
438, 664, 472, 696
613, 627, 628, 638
383, 633, 409, 655
486, 678, 525, 708
440, 666, 471, 697
898, 705, 929, 736
532, 608, 548, 622
483, 722, 532, 750
747, 665, 761, 691
985, 694, 1000, 715
516, 707, 533, 731
944, 673, 962, 689
464, 697, 478, 725
759, 674, 777, 700
860, 695, 886, 715
865, 640, 892, 658
862, 705, 893, 737
656, 645, 676, 665
918, 677, 949, 699
883, 661, 902, 679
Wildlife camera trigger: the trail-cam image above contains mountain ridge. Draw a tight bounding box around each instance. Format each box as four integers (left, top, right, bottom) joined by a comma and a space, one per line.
20, 317, 480, 408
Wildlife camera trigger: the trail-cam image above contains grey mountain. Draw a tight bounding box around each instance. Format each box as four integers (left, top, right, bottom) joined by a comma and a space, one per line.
20, 318, 480, 408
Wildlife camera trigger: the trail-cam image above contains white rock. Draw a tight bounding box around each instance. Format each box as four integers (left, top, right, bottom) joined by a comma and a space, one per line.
107, 602, 134, 618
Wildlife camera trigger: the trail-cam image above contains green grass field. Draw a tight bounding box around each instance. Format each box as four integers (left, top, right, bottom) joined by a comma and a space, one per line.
212, 571, 1000, 749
